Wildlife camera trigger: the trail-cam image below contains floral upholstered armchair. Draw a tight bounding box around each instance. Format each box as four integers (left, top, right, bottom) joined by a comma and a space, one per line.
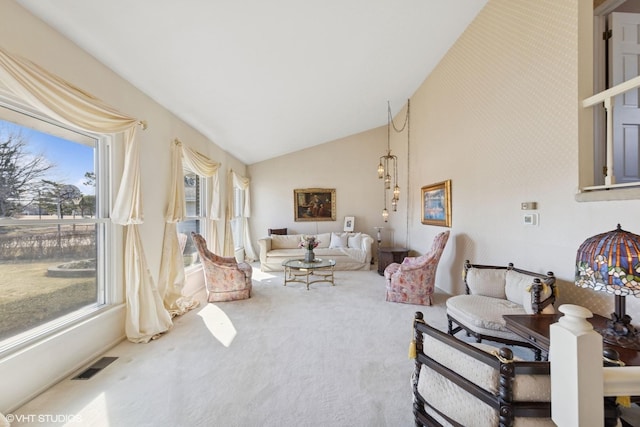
191, 232, 252, 302
384, 231, 449, 306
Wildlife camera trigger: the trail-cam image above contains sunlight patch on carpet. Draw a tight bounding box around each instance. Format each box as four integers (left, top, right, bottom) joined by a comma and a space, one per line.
251, 269, 278, 281
197, 304, 237, 347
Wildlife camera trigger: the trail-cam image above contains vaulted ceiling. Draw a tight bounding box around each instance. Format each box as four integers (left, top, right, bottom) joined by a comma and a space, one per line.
17, 0, 487, 164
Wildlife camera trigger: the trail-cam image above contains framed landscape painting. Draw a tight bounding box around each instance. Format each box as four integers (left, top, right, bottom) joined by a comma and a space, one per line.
294, 188, 336, 221
421, 180, 451, 227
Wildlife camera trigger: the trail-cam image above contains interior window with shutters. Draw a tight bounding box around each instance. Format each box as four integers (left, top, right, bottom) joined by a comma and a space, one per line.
591, 0, 640, 188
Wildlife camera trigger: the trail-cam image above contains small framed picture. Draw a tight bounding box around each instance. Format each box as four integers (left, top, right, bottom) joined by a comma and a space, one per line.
343, 216, 355, 232
421, 180, 452, 227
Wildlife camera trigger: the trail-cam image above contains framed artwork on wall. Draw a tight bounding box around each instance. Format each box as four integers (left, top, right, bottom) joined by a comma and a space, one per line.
421, 180, 452, 227
294, 188, 336, 221
343, 216, 355, 232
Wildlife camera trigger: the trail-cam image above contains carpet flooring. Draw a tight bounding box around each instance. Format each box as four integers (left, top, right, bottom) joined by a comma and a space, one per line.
11, 268, 453, 427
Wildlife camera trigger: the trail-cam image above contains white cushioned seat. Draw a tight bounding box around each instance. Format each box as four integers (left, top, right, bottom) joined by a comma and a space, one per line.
446, 261, 556, 359
445, 294, 529, 342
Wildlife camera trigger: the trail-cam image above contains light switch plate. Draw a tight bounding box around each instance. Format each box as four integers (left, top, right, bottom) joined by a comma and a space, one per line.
523, 213, 538, 226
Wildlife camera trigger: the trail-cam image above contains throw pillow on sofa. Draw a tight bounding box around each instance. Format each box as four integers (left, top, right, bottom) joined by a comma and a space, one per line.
347, 232, 362, 248
329, 232, 348, 248
315, 233, 331, 248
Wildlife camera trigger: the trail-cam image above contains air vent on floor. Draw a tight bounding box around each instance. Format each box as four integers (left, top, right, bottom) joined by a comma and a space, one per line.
72, 356, 118, 380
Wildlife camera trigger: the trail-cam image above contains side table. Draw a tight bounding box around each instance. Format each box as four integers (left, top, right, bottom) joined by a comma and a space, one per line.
377, 247, 409, 276
503, 313, 640, 366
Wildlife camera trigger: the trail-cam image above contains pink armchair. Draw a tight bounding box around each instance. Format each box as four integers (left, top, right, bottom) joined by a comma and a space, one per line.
384, 231, 450, 306
191, 232, 252, 302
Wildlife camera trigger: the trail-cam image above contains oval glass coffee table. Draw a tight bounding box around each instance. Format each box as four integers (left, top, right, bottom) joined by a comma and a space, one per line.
282, 258, 336, 290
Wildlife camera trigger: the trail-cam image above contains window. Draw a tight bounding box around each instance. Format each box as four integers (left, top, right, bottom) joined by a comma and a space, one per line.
230, 186, 244, 252
0, 102, 111, 352
177, 169, 205, 268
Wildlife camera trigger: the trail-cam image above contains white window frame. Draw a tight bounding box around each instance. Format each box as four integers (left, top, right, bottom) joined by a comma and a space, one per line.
179, 167, 207, 271
0, 95, 115, 355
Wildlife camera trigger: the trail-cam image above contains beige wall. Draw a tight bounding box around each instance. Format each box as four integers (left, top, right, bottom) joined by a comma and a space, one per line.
411, 0, 640, 320
249, 126, 389, 242
249, 0, 640, 319
0, 0, 245, 412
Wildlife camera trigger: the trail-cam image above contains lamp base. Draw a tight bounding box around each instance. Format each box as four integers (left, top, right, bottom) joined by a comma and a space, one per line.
598, 314, 640, 351
600, 329, 640, 351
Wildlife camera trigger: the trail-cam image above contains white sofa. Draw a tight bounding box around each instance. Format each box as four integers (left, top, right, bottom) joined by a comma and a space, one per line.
257, 232, 373, 271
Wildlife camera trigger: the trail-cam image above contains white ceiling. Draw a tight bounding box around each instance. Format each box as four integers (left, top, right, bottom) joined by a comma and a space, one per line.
17, 0, 487, 164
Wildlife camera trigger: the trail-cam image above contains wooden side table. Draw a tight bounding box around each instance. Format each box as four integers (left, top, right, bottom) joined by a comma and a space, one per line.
503, 313, 640, 366
377, 247, 409, 276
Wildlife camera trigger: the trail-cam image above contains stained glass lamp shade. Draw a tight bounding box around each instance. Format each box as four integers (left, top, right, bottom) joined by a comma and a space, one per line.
575, 224, 640, 350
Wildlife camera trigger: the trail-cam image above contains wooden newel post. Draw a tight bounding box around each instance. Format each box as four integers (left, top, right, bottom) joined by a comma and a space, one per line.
550, 304, 603, 427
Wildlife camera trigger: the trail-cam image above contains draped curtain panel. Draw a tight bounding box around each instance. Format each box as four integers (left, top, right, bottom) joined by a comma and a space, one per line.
0, 47, 172, 343
224, 170, 257, 261
158, 140, 221, 316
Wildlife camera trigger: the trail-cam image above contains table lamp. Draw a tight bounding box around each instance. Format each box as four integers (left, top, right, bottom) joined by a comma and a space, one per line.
575, 224, 640, 350
373, 227, 383, 245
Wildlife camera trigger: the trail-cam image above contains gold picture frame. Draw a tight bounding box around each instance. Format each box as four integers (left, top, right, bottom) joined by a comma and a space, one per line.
294, 188, 336, 221
421, 180, 452, 227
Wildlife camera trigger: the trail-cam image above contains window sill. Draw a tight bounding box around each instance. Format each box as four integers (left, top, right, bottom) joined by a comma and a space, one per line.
576, 186, 640, 202
185, 263, 203, 274
0, 303, 122, 357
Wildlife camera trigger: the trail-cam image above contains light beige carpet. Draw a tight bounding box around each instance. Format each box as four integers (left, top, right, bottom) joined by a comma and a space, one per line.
11, 268, 453, 427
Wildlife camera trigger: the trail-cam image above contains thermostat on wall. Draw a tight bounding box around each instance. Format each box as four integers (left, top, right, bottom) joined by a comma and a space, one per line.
523, 213, 538, 226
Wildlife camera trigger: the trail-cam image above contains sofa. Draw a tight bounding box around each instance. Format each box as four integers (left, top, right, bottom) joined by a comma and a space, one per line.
258, 232, 373, 271
446, 260, 556, 360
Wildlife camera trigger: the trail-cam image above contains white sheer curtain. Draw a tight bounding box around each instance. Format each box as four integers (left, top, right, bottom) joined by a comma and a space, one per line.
158, 140, 220, 316
0, 47, 172, 343
224, 170, 257, 261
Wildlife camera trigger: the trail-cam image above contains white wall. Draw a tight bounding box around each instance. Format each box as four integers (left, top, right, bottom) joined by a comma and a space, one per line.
0, 1, 245, 412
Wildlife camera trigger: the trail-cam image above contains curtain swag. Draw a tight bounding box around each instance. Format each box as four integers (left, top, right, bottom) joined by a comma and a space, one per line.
158, 139, 221, 316
0, 47, 172, 343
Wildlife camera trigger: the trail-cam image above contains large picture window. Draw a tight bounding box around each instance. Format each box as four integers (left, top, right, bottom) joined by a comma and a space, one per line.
0, 103, 110, 352
177, 169, 205, 268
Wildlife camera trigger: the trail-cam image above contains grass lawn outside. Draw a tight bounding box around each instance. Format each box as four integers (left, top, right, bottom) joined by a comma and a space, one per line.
0, 260, 96, 341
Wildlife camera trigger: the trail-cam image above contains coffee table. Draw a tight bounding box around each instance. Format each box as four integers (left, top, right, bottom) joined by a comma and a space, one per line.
282, 258, 336, 290
503, 313, 640, 366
